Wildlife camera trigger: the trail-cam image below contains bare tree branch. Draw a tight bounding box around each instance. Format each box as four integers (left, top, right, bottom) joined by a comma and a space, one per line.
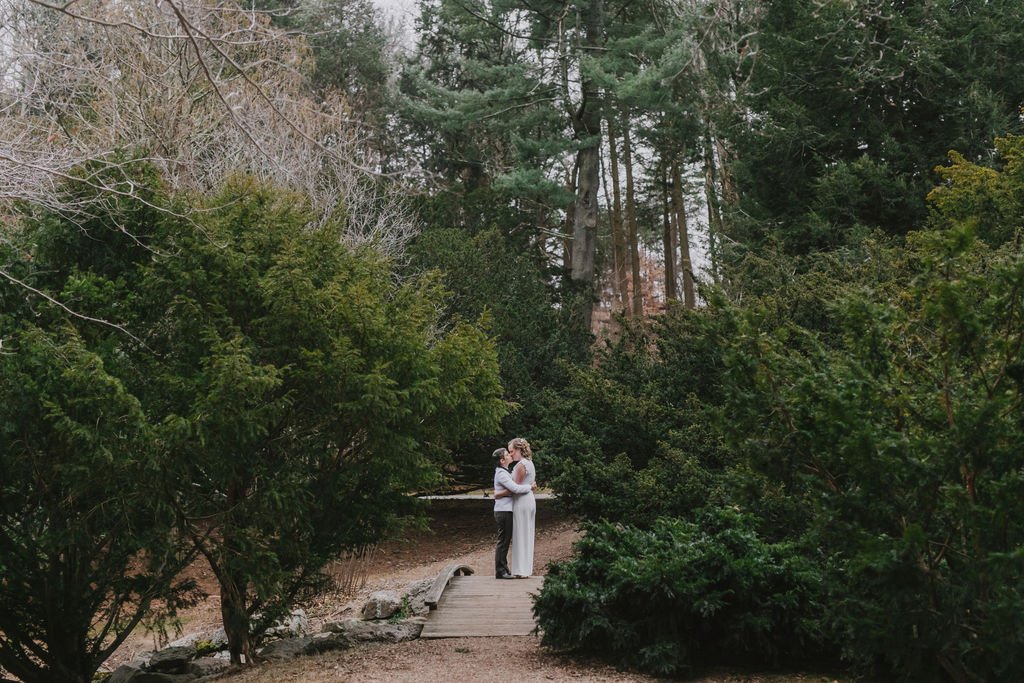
0, 267, 145, 344
1, 0, 416, 250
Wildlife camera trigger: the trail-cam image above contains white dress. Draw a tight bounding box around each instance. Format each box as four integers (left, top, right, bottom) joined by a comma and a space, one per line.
510, 458, 536, 577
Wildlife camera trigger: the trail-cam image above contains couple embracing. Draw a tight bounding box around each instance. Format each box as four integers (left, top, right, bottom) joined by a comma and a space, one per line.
492, 437, 537, 579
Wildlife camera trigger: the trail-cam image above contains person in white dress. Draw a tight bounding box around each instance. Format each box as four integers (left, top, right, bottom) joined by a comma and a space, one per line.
492, 447, 533, 579
508, 437, 536, 578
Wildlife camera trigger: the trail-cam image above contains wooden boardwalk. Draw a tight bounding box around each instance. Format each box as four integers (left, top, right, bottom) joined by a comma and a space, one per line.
420, 574, 544, 638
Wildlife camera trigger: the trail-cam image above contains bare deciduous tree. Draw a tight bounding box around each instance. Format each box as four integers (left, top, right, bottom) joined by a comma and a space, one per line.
1, 0, 413, 258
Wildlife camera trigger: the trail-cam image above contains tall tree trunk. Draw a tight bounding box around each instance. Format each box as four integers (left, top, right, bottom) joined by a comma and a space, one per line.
563, 159, 578, 278
571, 144, 599, 330
661, 165, 677, 303
220, 487, 253, 666
716, 136, 738, 207
623, 121, 642, 317
569, 0, 604, 333
671, 158, 696, 308
703, 131, 723, 284
607, 117, 630, 314
220, 567, 252, 666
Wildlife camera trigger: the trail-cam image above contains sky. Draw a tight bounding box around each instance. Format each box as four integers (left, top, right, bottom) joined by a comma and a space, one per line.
372, 0, 417, 29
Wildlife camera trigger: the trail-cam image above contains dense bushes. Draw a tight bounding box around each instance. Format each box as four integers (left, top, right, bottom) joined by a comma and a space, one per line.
0, 326, 197, 683
535, 510, 828, 676
537, 311, 746, 528
535, 139, 1024, 680
0, 171, 507, 679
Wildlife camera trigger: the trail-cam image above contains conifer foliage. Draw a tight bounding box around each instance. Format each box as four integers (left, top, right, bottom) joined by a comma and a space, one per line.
533, 137, 1024, 681
0, 171, 507, 678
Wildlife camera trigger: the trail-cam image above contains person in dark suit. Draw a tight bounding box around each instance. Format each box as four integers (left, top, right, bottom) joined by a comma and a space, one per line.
492, 447, 532, 579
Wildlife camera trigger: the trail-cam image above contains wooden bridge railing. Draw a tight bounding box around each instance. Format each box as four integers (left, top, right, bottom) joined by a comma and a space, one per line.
423, 563, 474, 610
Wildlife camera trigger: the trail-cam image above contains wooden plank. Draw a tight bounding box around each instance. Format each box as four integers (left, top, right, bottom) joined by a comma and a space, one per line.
439, 577, 542, 590
423, 562, 475, 609
420, 575, 545, 638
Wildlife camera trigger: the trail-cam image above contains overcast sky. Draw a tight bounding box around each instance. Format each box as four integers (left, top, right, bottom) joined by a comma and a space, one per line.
372, 0, 417, 27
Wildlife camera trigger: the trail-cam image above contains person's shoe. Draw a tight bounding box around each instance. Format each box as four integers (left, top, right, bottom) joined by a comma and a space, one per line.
496, 572, 514, 579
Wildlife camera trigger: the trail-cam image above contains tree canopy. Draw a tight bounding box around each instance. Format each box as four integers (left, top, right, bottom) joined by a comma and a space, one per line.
4, 0, 1024, 680
1, 170, 507, 678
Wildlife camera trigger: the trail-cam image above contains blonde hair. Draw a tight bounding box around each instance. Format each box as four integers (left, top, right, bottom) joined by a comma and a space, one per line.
507, 437, 532, 459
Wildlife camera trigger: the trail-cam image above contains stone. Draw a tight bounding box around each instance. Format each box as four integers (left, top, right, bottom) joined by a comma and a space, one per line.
323, 618, 422, 643
258, 636, 315, 662
108, 664, 142, 683
146, 645, 197, 673
168, 628, 228, 654
322, 617, 355, 634
128, 652, 153, 669
186, 657, 231, 678
258, 633, 350, 662
130, 673, 197, 683
303, 632, 352, 655
263, 608, 309, 639
403, 578, 434, 616
360, 591, 402, 620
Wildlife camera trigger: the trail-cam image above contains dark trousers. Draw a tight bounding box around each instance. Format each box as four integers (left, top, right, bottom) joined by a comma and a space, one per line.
494, 510, 513, 577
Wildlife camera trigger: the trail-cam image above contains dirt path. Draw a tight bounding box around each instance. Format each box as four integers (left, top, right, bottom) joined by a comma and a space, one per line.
113, 499, 845, 682
219, 500, 665, 682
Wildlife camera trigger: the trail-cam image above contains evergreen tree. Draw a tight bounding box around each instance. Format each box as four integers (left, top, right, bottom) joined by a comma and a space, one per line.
0, 170, 194, 683
129, 177, 507, 663
1, 169, 507, 670
729, 0, 1024, 253
0, 325, 197, 683
400, 0, 611, 330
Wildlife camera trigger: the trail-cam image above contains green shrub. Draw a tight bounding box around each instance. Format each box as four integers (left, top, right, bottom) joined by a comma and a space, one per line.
537, 311, 750, 530
387, 596, 413, 624
534, 508, 828, 677
723, 196, 1024, 679
193, 639, 219, 657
